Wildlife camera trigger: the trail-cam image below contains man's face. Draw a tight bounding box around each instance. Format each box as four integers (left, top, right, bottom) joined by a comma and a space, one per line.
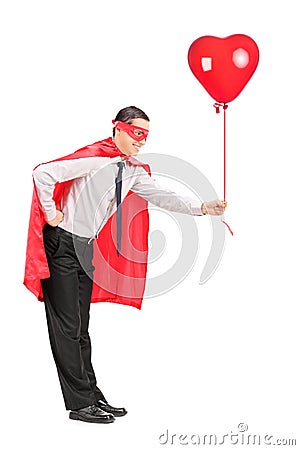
114, 118, 150, 156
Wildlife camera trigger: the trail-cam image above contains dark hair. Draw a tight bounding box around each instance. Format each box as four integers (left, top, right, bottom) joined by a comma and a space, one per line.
113, 106, 150, 137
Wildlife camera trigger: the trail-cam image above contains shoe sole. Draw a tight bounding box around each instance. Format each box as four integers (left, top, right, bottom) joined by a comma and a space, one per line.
69, 412, 115, 423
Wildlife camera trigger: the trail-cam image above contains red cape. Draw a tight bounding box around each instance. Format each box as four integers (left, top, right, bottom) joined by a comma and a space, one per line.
23, 137, 150, 310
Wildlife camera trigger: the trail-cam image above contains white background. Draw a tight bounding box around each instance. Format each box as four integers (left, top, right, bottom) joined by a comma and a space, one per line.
1, 0, 299, 448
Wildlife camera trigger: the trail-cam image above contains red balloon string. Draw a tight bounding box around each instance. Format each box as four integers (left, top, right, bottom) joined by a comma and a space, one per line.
221, 219, 234, 235
213, 102, 233, 236
223, 104, 228, 201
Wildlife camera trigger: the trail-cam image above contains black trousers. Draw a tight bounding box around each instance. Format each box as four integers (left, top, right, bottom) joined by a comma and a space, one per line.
41, 223, 106, 411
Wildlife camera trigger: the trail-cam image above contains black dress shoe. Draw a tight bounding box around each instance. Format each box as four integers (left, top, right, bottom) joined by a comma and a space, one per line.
69, 404, 115, 423
97, 400, 127, 417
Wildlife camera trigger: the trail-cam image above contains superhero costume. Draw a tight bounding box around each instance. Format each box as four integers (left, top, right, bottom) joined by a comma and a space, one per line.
23, 137, 150, 310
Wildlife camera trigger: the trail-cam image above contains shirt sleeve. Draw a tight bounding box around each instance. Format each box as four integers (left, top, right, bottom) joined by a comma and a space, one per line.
131, 166, 204, 216
32, 156, 112, 221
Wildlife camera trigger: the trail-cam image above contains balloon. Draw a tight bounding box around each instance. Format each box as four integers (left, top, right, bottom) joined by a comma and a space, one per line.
188, 34, 259, 103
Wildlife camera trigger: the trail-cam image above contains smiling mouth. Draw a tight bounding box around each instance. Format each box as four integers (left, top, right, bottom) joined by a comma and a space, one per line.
133, 144, 140, 152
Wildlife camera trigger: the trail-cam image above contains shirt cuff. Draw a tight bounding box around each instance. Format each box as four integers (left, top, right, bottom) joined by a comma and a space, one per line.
189, 200, 204, 216
193, 206, 204, 216
44, 208, 57, 222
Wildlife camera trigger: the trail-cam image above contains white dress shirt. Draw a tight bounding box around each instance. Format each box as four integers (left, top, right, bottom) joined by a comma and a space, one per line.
33, 155, 203, 239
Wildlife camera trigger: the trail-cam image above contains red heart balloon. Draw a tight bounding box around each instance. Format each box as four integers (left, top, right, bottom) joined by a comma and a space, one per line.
188, 34, 259, 103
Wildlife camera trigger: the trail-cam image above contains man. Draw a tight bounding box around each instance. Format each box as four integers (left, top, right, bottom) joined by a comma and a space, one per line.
24, 106, 227, 424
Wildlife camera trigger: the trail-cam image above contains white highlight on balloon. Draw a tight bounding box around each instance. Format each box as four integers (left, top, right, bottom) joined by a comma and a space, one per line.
232, 48, 249, 68
201, 57, 212, 71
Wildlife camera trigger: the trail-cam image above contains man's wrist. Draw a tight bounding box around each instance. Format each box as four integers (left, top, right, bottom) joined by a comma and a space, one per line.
201, 203, 207, 215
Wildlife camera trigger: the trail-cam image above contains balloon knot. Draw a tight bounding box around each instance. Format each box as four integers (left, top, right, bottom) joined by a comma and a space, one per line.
213, 102, 228, 113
